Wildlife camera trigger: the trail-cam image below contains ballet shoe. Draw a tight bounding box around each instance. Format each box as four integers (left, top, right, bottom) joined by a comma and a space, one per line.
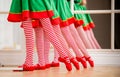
46, 64, 51, 68
51, 62, 60, 67
58, 57, 72, 71
70, 58, 80, 70
34, 64, 46, 70
76, 57, 87, 68
23, 64, 35, 71
85, 57, 94, 67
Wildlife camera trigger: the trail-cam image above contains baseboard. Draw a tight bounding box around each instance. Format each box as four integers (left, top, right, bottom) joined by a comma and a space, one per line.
0, 50, 120, 66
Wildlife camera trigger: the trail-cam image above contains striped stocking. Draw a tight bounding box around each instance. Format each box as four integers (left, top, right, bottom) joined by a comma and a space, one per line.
69, 24, 90, 57
39, 18, 72, 71
85, 30, 97, 49
61, 26, 83, 57
22, 19, 34, 67
89, 29, 101, 49
34, 27, 45, 66
39, 18, 68, 58
44, 33, 50, 65
53, 25, 74, 59
76, 26, 93, 49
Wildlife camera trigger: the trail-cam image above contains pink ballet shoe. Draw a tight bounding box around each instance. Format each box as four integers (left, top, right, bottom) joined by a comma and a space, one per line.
46, 64, 51, 68
51, 62, 60, 67
85, 57, 94, 67
34, 64, 46, 70
70, 58, 80, 70
76, 57, 87, 68
58, 57, 72, 71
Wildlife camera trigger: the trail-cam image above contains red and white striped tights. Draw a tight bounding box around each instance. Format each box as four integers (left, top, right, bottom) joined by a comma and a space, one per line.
34, 28, 45, 66
39, 18, 73, 71
52, 25, 80, 70
39, 18, 68, 58
61, 26, 83, 57
53, 25, 74, 59
22, 19, 34, 67
34, 27, 50, 66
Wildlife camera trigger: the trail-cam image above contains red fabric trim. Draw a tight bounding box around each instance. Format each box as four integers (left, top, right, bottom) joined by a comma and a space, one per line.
60, 21, 69, 27
83, 25, 90, 31
22, 11, 30, 21
68, 17, 76, 26
32, 20, 42, 28
89, 22, 95, 29
74, 19, 84, 28
30, 10, 54, 19
60, 17, 75, 27
7, 13, 22, 22
8, 10, 54, 22
51, 17, 61, 26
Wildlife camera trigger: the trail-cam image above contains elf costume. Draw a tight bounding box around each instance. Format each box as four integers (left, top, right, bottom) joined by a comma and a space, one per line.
32, 0, 80, 70
54, 0, 89, 68
8, 0, 72, 71
73, 0, 101, 49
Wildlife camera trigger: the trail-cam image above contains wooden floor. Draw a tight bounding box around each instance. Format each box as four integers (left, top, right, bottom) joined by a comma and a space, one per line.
0, 64, 120, 77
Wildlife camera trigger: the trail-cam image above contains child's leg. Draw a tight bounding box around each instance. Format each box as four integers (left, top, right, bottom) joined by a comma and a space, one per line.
61, 26, 87, 68
69, 24, 94, 67
53, 48, 59, 63
51, 48, 60, 67
89, 29, 101, 49
44, 33, 51, 68
53, 25, 80, 70
76, 26, 93, 49
61, 26, 83, 57
39, 18, 72, 71
34, 27, 46, 70
53, 25, 74, 59
85, 30, 97, 49
69, 24, 89, 56
22, 19, 34, 71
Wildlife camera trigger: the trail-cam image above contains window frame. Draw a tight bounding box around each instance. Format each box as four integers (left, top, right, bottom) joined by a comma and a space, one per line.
70, 0, 120, 52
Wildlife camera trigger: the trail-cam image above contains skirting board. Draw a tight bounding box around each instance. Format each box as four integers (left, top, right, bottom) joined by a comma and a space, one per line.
0, 50, 120, 66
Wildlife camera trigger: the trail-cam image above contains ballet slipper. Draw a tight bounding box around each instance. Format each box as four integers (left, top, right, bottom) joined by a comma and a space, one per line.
51, 62, 60, 67
58, 57, 72, 71
46, 64, 51, 68
23, 64, 35, 71
34, 64, 46, 70
70, 58, 80, 70
76, 57, 87, 68
85, 57, 94, 67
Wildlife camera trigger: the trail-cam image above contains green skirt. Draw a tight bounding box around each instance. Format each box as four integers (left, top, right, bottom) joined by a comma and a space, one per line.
49, 0, 61, 26
74, 2, 95, 30
54, 0, 75, 27
7, 0, 54, 22
68, 1, 84, 28
32, 0, 62, 28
